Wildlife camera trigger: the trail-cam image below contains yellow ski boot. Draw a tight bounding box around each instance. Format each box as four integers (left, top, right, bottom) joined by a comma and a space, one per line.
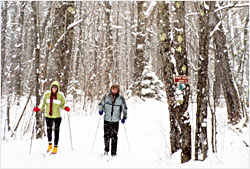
52, 146, 58, 154
47, 143, 52, 153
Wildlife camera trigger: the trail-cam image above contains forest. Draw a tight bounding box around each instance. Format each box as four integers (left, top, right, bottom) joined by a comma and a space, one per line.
1, 1, 249, 165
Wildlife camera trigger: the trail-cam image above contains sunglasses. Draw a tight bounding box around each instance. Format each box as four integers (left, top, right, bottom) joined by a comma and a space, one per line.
52, 86, 58, 89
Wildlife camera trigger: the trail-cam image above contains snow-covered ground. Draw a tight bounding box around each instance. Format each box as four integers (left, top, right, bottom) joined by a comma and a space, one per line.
1, 97, 249, 168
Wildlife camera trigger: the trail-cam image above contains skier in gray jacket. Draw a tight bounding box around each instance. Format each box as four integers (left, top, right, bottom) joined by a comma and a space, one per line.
98, 84, 128, 157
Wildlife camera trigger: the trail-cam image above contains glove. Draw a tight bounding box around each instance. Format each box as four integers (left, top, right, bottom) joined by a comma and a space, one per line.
121, 118, 126, 124
99, 110, 103, 115
33, 107, 40, 112
65, 106, 70, 112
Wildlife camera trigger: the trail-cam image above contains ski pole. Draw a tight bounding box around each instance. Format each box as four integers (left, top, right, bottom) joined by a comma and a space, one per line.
67, 112, 73, 150
91, 115, 101, 152
123, 124, 131, 150
29, 111, 36, 154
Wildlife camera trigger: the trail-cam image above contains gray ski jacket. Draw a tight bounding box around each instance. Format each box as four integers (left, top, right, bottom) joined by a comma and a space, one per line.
98, 92, 128, 122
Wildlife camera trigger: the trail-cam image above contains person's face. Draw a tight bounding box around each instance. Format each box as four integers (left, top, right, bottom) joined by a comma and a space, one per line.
52, 86, 58, 93
111, 88, 118, 94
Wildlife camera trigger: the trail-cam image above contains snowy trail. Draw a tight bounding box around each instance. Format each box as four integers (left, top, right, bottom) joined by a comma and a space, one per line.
1, 98, 249, 168
1, 99, 171, 168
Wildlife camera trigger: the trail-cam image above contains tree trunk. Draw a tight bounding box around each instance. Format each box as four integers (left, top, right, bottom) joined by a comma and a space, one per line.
242, 12, 249, 125
104, 1, 113, 89
132, 1, 146, 97
212, 3, 242, 125
72, 2, 82, 100
15, 2, 27, 106
31, 1, 43, 139
160, 2, 191, 163
40, 2, 53, 94
7, 95, 11, 131
1, 1, 10, 132
1, 1, 8, 96
112, 2, 120, 84
51, 2, 74, 95
211, 101, 217, 153
172, 2, 191, 163
212, 43, 219, 153
213, 56, 221, 106
61, 1, 74, 95
159, 2, 181, 155
194, 1, 211, 161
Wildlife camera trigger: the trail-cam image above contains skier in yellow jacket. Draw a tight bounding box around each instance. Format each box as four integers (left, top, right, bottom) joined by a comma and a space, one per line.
34, 81, 70, 154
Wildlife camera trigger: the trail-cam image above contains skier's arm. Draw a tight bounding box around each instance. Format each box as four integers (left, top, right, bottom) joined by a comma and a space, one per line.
38, 92, 47, 111
60, 92, 66, 109
98, 95, 106, 112
121, 96, 127, 119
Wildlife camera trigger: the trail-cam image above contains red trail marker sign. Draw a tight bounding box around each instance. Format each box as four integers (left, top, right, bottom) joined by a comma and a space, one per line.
174, 75, 189, 83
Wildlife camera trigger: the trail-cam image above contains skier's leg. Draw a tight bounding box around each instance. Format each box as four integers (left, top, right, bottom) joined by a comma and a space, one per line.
54, 117, 62, 146
45, 117, 53, 143
51, 117, 62, 154
104, 121, 111, 153
111, 122, 119, 156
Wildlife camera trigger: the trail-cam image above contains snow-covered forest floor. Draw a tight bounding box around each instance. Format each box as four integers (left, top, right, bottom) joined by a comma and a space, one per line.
1, 97, 249, 168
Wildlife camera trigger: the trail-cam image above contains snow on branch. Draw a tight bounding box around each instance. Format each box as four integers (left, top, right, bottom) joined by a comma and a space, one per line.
214, 3, 249, 13
67, 19, 83, 30
51, 18, 85, 54
111, 25, 123, 29
186, 3, 248, 17
186, 12, 200, 17
210, 20, 221, 37
51, 32, 67, 53
145, 1, 157, 18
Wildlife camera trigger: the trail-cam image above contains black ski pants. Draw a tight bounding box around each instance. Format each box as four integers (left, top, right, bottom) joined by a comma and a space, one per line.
104, 120, 119, 156
45, 117, 62, 146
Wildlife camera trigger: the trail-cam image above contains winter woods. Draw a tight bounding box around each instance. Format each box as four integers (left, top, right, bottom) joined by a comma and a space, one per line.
1, 1, 249, 163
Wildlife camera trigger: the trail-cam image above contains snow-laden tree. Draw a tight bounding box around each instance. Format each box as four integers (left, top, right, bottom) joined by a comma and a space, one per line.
131, 1, 147, 97
140, 65, 166, 101
159, 1, 191, 163
194, 1, 212, 161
